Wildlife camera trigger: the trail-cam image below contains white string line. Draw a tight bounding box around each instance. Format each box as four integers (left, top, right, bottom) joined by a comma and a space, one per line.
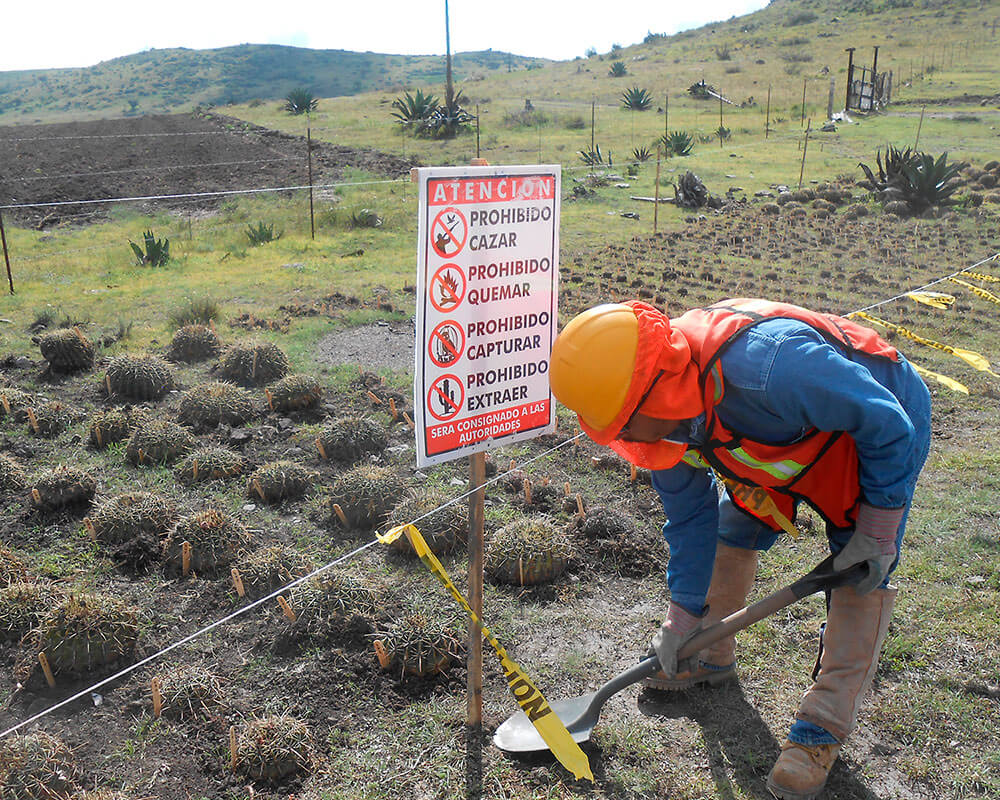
849, 251, 1000, 315
0, 432, 585, 740
9, 157, 300, 183
0, 177, 409, 211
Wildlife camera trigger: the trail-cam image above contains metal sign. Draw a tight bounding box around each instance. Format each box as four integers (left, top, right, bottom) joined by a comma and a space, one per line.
414, 165, 561, 467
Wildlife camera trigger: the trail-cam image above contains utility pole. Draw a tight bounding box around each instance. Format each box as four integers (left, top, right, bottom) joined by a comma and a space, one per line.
444, 0, 454, 113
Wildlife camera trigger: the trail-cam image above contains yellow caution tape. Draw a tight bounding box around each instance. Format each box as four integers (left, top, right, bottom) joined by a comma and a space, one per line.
378, 523, 594, 782
961, 270, 1000, 283
853, 312, 998, 376
949, 277, 1000, 306
720, 477, 799, 538
906, 291, 955, 309
910, 362, 969, 394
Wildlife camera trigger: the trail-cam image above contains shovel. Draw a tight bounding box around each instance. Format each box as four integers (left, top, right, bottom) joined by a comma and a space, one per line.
493, 554, 868, 753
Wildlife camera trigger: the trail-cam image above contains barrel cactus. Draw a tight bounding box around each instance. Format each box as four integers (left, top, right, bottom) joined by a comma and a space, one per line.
175, 446, 245, 485
220, 341, 289, 387
88, 407, 146, 449
315, 417, 387, 464
0, 582, 60, 643
285, 573, 379, 641
37, 327, 95, 373
485, 515, 573, 586
0, 454, 27, 495
265, 374, 323, 412
0, 387, 33, 423
21, 592, 140, 678
85, 492, 177, 547
247, 461, 315, 504
1, 545, 28, 586
125, 419, 196, 466
178, 381, 256, 429
325, 464, 403, 531
0, 730, 80, 800
376, 612, 462, 678
232, 715, 314, 783
153, 663, 225, 720
236, 545, 316, 599
387, 489, 467, 557
162, 509, 252, 576
167, 323, 221, 362
104, 354, 176, 401
28, 466, 97, 511
25, 401, 73, 438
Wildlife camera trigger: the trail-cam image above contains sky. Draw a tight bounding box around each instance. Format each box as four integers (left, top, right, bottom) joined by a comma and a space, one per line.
3, 1, 770, 72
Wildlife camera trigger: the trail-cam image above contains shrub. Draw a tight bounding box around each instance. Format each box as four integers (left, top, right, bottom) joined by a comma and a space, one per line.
178, 382, 256, 428
0, 582, 59, 643
715, 46, 732, 61
265, 374, 322, 412
168, 296, 220, 328
167, 323, 221, 362
248, 461, 315, 505
785, 10, 817, 25
386, 488, 468, 557
376, 612, 462, 678
315, 417, 387, 464
25, 401, 72, 438
237, 545, 315, 599
152, 664, 224, 720
86, 492, 177, 547
660, 130, 694, 157
0, 455, 26, 496
245, 221, 282, 246
89, 407, 146, 449
219, 341, 289, 387
0, 387, 33, 423
859, 148, 967, 213
485, 515, 573, 586
326, 464, 403, 531
608, 61, 628, 77
162, 509, 252, 575
390, 89, 439, 127
349, 208, 383, 229
232, 716, 314, 783
286, 573, 378, 640
128, 230, 169, 266
578, 144, 609, 166
630, 146, 652, 163
0, 731, 79, 799
174, 446, 245, 484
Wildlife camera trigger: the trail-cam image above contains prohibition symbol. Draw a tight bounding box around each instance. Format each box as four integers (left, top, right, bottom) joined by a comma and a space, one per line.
428, 320, 465, 368
427, 374, 464, 422
430, 264, 466, 313
431, 207, 468, 258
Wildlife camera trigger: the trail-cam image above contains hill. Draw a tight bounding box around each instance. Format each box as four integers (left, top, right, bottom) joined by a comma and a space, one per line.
0, 44, 547, 123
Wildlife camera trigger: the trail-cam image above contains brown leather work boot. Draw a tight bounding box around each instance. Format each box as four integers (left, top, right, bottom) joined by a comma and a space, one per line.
644, 543, 757, 691
766, 740, 841, 800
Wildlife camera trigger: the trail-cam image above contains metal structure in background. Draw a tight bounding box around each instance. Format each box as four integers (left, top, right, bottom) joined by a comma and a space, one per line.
845, 46, 893, 113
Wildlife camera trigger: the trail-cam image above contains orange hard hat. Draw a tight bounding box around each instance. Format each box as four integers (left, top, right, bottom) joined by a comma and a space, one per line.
549, 304, 639, 430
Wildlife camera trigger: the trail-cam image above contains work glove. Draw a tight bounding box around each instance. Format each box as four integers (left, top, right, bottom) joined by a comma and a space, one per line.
649, 602, 703, 677
833, 502, 905, 594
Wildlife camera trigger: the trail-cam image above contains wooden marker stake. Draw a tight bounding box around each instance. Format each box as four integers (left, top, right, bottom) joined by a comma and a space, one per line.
315, 438, 328, 460
373, 639, 390, 668
265, 388, 274, 411
231, 567, 246, 598
277, 595, 296, 622
181, 541, 192, 576
331, 503, 349, 528
630, 464, 638, 483
523, 478, 532, 506
252, 479, 266, 501
31, 488, 42, 506
576, 494, 586, 519
84, 518, 96, 540
151, 677, 163, 718
26, 408, 39, 435
366, 390, 383, 405
564, 481, 571, 496
38, 652, 56, 688
229, 726, 238, 771
403, 412, 415, 429
389, 397, 398, 420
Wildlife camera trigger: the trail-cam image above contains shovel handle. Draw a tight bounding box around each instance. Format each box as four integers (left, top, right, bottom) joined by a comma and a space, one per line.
592, 555, 868, 704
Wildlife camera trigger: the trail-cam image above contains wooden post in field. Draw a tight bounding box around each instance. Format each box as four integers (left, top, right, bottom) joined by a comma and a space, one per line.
719, 91, 724, 147
590, 98, 596, 157
914, 105, 926, 150
466, 452, 485, 800
801, 78, 807, 127
798, 119, 811, 190
845, 48, 856, 111
475, 104, 481, 159
827, 77, 836, 120
664, 93, 669, 140
0, 210, 13, 294
765, 85, 771, 139
306, 118, 315, 241
654, 145, 662, 235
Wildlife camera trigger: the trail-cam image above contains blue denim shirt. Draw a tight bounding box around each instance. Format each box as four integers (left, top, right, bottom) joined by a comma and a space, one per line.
650, 317, 932, 614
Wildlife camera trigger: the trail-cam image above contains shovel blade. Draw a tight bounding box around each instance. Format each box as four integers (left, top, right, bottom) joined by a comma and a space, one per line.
492, 692, 599, 753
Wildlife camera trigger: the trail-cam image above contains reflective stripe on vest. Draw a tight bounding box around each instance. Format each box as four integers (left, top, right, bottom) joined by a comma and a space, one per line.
728, 447, 807, 480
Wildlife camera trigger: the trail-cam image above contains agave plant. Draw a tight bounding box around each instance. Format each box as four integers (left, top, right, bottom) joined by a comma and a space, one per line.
246, 221, 281, 246
390, 89, 439, 126
660, 130, 694, 157
128, 230, 169, 267
857, 145, 918, 192
716, 125, 732, 141
578, 144, 609, 167
349, 209, 383, 229
621, 87, 652, 111
630, 146, 652, 163
859, 148, 967, 213
608, 61, 628, 77
283, 88, 318, 115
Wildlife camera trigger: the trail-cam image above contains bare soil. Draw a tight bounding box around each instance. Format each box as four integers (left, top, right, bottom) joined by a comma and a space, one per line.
0, 111, 419, 228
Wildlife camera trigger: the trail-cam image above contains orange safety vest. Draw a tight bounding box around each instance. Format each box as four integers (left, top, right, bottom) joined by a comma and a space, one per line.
671, 299, 899, 531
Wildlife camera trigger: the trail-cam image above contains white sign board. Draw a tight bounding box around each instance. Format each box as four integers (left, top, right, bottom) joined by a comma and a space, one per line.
414, 165, 561, 467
